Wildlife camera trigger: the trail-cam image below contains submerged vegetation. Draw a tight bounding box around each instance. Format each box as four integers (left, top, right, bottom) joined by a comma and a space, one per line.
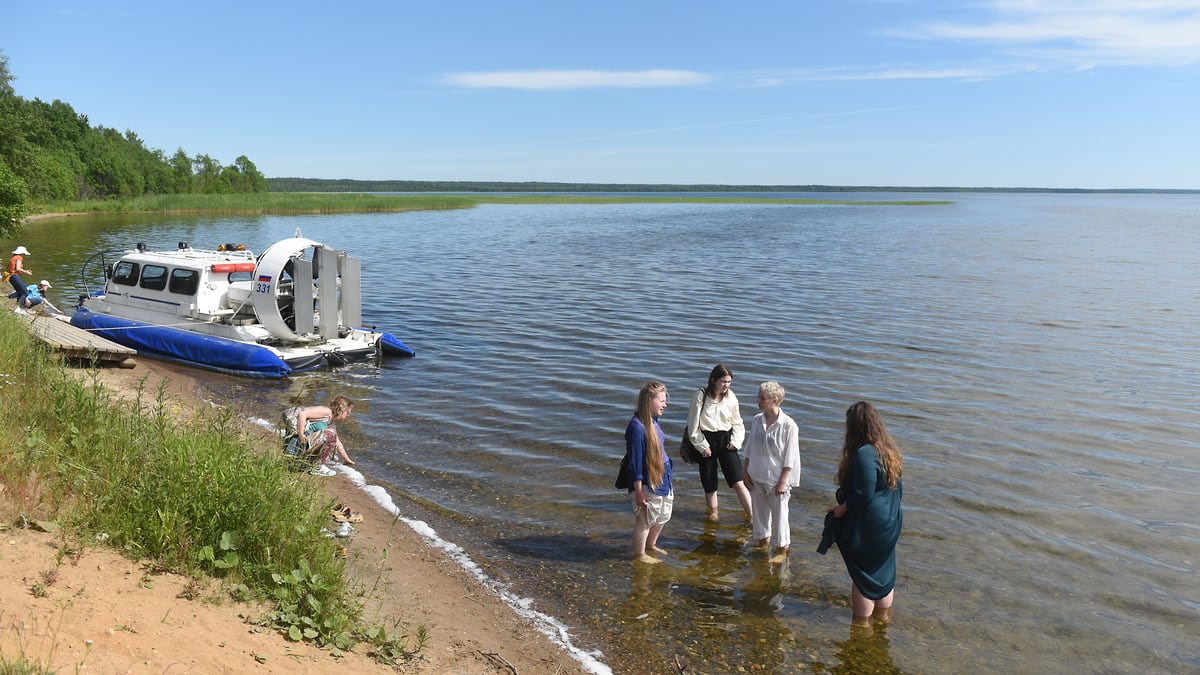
0, 311, 424, 665
26, 190, 949, 222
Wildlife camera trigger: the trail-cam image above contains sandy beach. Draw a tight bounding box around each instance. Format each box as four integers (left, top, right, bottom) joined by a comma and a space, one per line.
1, 356, 593, 674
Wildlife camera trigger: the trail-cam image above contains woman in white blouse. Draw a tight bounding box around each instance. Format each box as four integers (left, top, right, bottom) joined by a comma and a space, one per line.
684, 364, 753, 522
742, 381, 801, 563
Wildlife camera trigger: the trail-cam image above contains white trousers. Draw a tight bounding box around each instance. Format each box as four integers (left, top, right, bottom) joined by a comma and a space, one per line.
750, 481, 792, 548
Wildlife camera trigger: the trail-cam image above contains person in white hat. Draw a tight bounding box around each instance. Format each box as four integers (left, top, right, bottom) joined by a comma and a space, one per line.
6, 246, 32, 308
21, 279, 60, 314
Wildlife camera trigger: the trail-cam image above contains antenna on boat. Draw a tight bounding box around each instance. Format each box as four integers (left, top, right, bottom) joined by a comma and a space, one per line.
294, 228, 303, 238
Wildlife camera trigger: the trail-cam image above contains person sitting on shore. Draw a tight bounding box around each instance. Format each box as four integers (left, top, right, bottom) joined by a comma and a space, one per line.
295, 395, 356, 476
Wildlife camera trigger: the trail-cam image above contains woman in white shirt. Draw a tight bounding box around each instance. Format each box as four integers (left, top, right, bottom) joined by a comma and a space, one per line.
684, 364, 753, 522
743, 381, 801, 563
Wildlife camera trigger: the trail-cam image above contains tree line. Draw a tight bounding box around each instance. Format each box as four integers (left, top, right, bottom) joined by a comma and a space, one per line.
0, 51, 267, 235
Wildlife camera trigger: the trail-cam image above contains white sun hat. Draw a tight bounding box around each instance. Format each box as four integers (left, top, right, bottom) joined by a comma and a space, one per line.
12, 246, 29, 255
39, 280, 51, 288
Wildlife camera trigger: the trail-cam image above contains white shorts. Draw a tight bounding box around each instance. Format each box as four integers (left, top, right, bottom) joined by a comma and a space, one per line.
634, 490, 674, 527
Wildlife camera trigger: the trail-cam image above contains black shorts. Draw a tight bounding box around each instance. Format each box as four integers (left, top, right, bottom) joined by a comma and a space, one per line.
698, 429, 744, 492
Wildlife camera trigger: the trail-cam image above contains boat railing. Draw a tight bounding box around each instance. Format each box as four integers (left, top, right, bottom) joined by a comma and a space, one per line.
78, 249, 133, 303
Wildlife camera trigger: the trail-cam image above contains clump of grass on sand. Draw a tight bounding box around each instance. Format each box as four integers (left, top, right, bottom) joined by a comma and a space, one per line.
0, 310, 424, 665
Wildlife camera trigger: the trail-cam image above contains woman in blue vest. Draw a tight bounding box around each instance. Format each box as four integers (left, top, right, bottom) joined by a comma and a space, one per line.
627, 381, 672, 564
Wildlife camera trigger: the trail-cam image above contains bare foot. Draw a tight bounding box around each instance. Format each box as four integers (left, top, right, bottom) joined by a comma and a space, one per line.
753, 538, 770, 550
850, 617, 875, 637
707, 510, 720, 522
769, 546, 789, 564
649, 545, 670, 556
635, 553, 662, 565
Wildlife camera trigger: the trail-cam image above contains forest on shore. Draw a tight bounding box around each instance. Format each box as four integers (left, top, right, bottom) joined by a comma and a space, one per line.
0, 52, 267, 235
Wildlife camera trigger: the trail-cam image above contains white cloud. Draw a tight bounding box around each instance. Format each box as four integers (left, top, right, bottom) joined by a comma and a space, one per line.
896, 1, 1200, 67
752, 63, 1039, 84
443, 69, 712, 91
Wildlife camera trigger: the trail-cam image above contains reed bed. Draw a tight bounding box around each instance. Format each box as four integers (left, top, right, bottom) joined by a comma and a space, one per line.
33, 192, 481, 216
30, 192, 947, 218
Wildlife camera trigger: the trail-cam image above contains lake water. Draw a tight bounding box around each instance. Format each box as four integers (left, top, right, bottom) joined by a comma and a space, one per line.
9, 193, 1199, 673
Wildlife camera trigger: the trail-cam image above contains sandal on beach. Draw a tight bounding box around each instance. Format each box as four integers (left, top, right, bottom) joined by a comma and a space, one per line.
332, 506, 363, 523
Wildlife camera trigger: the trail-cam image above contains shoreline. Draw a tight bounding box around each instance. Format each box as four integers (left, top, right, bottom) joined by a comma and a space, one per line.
13, 355, 598, 674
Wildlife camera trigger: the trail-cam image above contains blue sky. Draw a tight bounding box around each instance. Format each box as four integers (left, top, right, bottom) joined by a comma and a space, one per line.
3, 1, 1199, 188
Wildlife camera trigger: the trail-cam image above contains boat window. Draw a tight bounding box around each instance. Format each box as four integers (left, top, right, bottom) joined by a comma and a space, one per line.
230, 271, 253, 282
169, 268, 200, 296
111, 261, 140, 286
140, 265, 168, 291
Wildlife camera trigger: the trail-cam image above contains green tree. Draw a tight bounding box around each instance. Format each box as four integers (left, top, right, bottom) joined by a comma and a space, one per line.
233, 155, 268, 193
170, 148, 194, 193
0, 52, 265, 205
0, 158, 29, 235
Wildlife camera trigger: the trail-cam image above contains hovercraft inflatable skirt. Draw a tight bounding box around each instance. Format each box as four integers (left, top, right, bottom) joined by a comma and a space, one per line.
71, 308, 292, 378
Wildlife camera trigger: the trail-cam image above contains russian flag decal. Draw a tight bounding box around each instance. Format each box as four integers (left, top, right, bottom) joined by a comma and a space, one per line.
258, 275, 272, 283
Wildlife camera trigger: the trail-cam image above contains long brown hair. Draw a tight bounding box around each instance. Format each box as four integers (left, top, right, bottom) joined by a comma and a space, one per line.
637, 381, 667, 489
836, 401, 902, 490
705, 363, 733, 400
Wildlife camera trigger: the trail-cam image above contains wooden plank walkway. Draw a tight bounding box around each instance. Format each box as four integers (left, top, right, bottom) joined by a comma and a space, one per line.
26, 314, 137, 367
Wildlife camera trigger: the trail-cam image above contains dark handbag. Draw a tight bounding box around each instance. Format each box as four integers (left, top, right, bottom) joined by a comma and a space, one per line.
615, 452, 631, 490
680, 434, 703, 464
678, 388, 708, 464
282, 432, 305, 457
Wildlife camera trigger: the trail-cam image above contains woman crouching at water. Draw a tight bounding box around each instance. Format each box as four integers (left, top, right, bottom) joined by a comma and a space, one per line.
626, 381, 673, 565
296, 395, 357, 476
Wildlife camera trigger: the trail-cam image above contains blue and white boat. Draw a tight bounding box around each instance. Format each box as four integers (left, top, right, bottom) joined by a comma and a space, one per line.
71, 233, 414, 378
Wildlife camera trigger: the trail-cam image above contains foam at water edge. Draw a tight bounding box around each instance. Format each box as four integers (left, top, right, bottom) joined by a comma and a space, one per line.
337, 464, 613, 675
247, 414, 612, 674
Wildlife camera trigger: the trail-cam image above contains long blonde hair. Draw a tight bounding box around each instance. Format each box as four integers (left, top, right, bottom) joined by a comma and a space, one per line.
836, 401, 902, 490
636, 381, 667, 489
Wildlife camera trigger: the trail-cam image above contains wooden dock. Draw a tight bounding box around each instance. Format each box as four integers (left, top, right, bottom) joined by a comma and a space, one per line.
26, 314, 137, 367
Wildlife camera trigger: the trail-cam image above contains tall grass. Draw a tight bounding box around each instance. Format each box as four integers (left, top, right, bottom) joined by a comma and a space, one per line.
29, 191, 948, 218
0, 311, 421, 661
32, 192, 481, 216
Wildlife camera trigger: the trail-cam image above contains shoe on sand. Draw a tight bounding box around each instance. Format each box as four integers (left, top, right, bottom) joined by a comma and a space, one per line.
309, 464, 336, 477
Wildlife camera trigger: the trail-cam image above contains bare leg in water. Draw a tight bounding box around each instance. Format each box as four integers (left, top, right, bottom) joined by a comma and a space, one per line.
851, 585, 894, 627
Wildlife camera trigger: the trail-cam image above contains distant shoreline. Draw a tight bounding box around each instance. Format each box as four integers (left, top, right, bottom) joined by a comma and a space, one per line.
266, 178, 1200, 194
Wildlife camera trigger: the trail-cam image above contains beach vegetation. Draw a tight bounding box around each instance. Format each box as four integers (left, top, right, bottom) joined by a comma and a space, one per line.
0, 311, 424, 665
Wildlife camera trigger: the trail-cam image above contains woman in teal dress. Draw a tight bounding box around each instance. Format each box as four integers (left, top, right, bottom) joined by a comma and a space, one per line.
821, 401, 903, 627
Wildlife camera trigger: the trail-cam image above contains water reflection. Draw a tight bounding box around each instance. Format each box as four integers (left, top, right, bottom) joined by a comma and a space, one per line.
823, 623, 903, 674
